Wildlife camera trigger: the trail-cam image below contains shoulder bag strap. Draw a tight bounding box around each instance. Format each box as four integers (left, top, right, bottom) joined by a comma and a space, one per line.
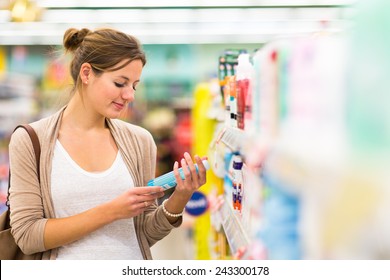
6, 124, 41, 207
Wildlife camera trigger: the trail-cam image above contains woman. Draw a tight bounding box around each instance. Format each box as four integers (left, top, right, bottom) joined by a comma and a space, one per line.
8, 28, 207, 260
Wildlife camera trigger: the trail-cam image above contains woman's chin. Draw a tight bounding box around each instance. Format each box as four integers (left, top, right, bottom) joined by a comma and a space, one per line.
104, 110, 123, 119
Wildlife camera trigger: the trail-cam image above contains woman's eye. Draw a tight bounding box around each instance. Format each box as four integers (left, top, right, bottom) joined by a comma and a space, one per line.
114, 82, 125, 88
132, 86, 137, 91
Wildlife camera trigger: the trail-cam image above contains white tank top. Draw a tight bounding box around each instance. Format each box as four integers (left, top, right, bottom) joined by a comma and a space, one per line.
51, 140, 143, 260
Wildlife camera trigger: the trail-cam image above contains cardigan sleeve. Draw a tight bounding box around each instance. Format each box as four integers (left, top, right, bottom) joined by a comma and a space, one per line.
8, 128, 47, 255
142, 128, 157, 184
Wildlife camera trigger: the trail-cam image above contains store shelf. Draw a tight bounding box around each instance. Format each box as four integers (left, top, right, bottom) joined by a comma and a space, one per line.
217, 198, 250, 257
216, 126, 246, 152
211, 123, 264, 258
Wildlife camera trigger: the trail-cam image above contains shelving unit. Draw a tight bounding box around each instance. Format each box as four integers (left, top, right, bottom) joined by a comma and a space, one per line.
218, 196, 250, 256
209, 121, 265, 259
201, 4, 390, 257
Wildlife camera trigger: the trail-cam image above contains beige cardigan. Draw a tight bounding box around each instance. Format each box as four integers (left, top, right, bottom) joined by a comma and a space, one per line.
8, 107, 181, 260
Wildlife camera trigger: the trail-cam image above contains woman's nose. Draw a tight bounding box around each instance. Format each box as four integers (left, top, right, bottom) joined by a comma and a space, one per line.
122, 87, 135, 102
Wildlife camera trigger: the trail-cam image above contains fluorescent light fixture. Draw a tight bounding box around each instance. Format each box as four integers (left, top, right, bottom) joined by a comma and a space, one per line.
38, 8, 346, 23
0, 18, 349, 45
34, 0, 356, 8
0, 1, 354, 45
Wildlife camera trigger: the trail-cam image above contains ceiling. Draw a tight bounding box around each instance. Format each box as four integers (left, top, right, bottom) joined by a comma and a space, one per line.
0, 0, 356, 45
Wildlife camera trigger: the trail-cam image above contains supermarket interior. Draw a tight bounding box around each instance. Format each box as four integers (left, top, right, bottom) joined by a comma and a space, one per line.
1, 0, 390, 260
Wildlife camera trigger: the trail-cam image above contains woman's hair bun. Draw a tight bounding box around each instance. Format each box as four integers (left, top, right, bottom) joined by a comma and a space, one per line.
63, 28, 91, 52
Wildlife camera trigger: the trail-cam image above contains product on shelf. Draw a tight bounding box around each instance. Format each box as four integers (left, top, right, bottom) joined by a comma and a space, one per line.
231, 155, 243, 213
236, 53, 254, 131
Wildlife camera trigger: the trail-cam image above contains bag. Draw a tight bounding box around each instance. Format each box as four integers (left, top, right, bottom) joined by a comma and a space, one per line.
0, 124, 42, 260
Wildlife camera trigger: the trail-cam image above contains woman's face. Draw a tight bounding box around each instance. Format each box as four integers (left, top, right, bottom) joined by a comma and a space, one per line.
86, 59, 143, 119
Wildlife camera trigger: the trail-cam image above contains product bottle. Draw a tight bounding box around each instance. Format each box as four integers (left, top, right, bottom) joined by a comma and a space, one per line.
218, 55, 227, 100
229, 75, 238, 128
223, 76, 231, 126
251, 50, 261, 134
231, 155, 243, 213
236, 53, 254, 131
147, 159, 210, 190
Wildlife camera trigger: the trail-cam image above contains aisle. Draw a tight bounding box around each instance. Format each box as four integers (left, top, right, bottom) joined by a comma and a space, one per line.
151, 227, 194, 260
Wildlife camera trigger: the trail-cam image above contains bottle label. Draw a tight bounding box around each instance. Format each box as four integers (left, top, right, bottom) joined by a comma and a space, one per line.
161, 181, 177, 190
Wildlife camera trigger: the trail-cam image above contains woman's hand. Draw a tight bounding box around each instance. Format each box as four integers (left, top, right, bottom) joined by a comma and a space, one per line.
44, 186, 164, 250
162, 152, 208, 223
107, 186, 165, 220
173, 152, 207, 199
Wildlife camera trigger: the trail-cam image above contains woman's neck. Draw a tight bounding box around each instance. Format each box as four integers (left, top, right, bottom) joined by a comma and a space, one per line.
62, 94, 106, 132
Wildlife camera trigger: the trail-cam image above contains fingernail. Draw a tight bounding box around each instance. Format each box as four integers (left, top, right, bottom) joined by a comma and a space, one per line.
174, 161, 178, 168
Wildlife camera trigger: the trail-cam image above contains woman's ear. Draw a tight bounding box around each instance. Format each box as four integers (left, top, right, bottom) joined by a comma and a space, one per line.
80, 63, 92, 84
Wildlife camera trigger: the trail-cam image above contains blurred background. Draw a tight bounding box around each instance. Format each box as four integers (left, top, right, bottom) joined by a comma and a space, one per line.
1, 0, 390, 260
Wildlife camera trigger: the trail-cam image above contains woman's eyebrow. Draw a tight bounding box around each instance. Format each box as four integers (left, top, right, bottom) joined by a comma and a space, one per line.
117, 75, 129, 81
117, 76, 140, 83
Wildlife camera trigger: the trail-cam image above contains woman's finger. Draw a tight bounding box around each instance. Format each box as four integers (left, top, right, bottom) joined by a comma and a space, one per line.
184, 152, 199, 187
181, 158, 191, 183
173, 161, 182, 186
194, 155, 206, 185
134, 186, 164, 195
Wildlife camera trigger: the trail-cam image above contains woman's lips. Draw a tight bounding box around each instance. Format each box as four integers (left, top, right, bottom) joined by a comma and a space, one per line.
113, 102, 124, 110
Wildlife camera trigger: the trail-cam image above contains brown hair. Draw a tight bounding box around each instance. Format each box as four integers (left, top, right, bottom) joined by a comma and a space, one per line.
63, 27, 146, 93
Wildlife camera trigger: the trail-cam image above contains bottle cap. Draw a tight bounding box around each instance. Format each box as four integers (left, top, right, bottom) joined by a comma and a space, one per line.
232, 155, 243, 170
236, 53, 253, 80
202, 159, 210, 171
233, 161, 243, 169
